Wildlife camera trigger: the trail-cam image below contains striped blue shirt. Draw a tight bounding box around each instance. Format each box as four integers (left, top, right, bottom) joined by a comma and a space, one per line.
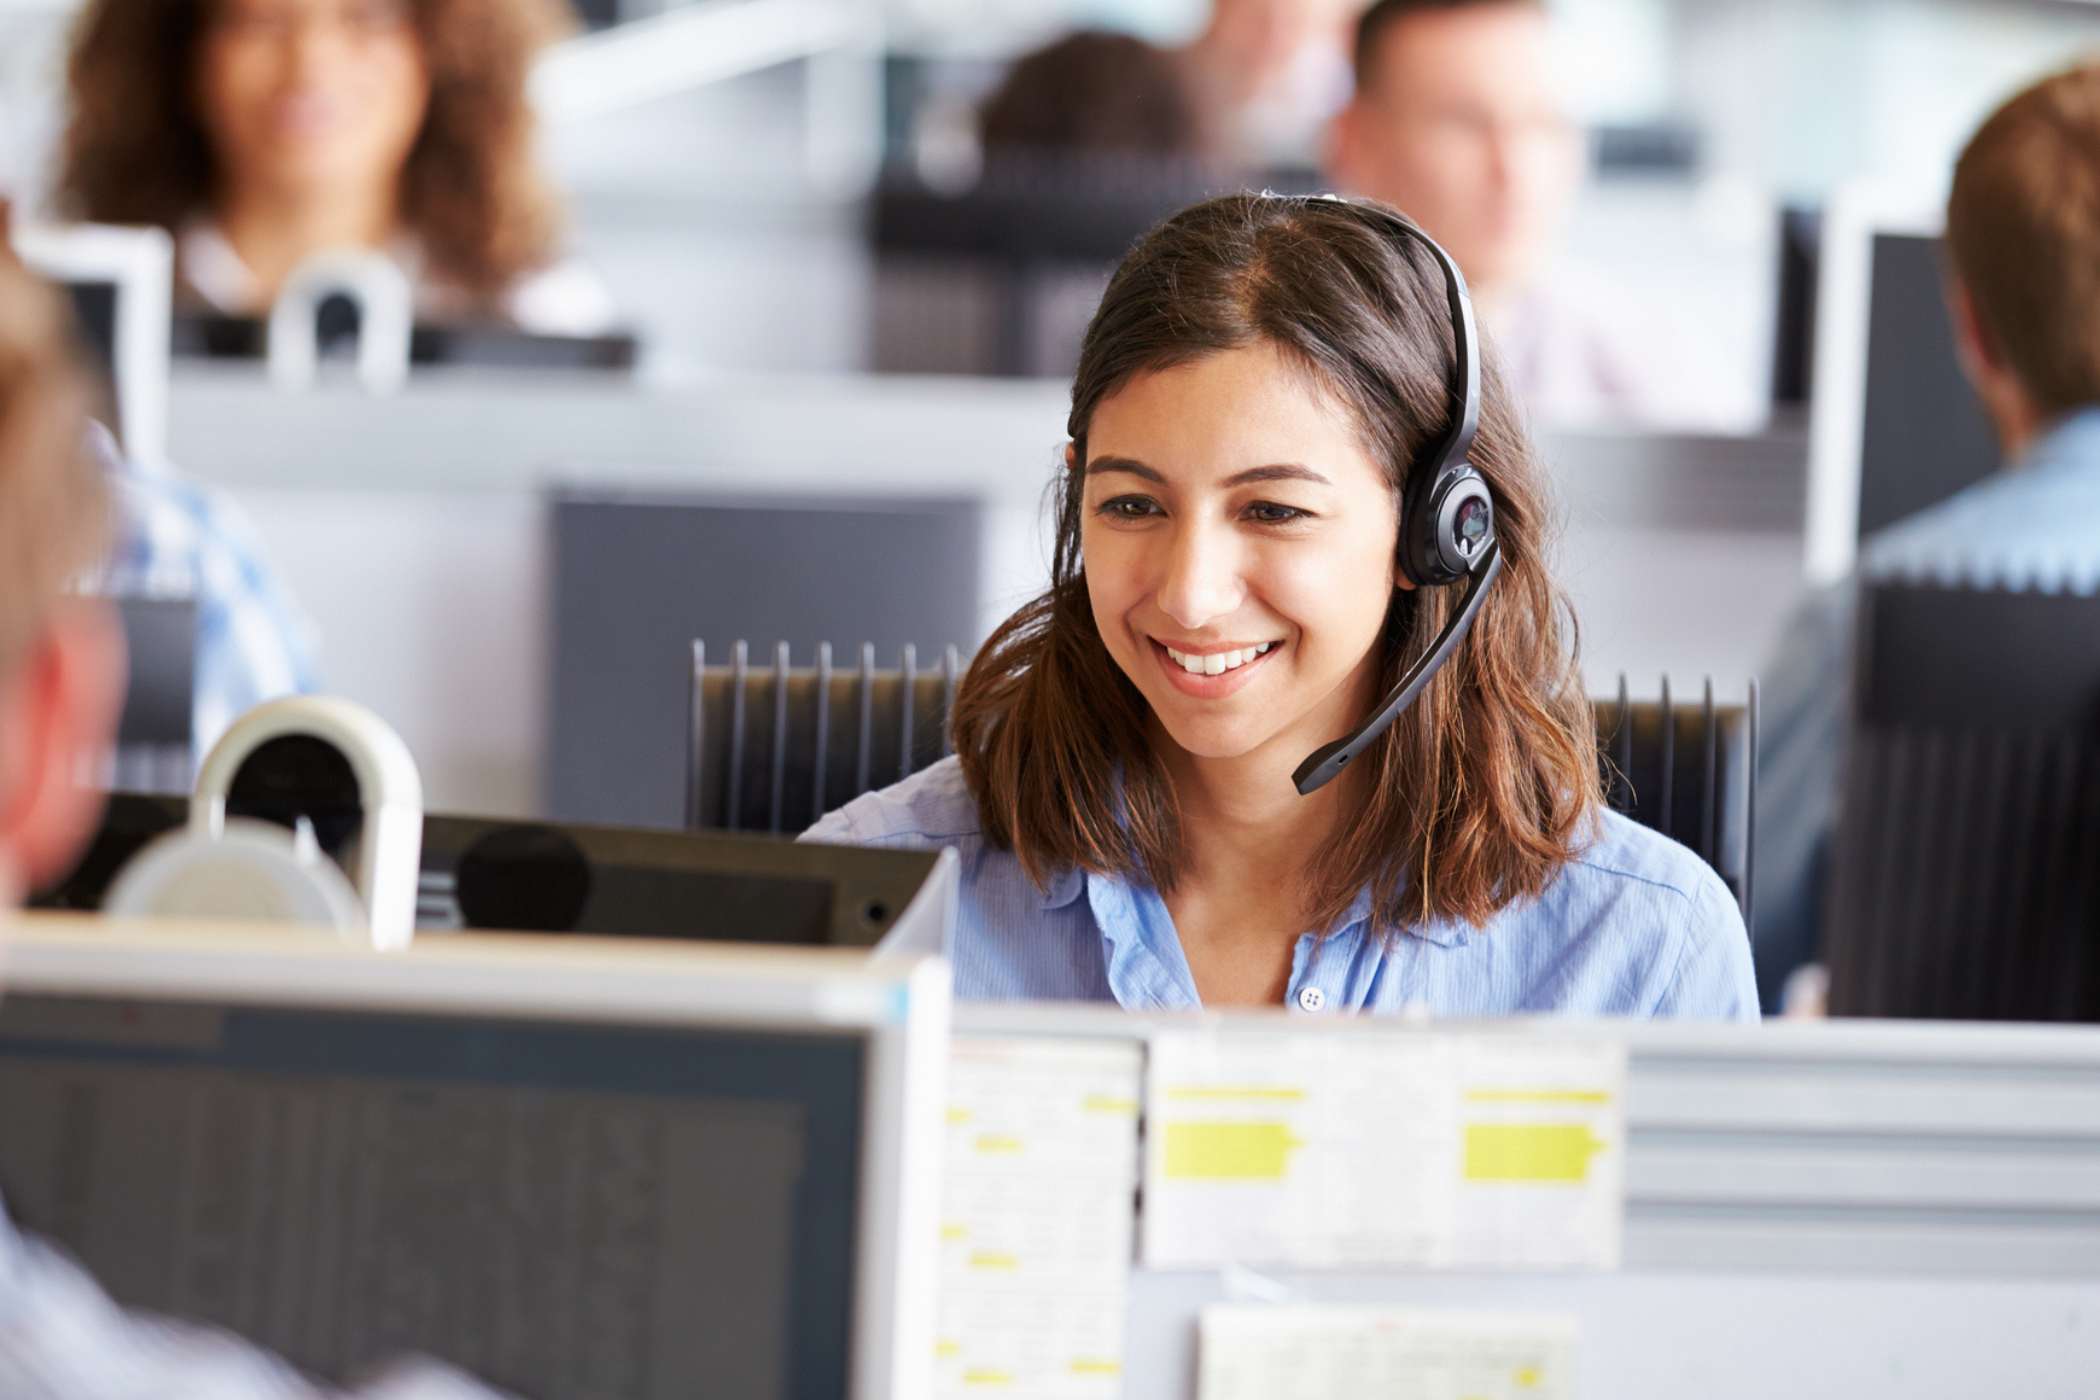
805, 757, 1757, 1019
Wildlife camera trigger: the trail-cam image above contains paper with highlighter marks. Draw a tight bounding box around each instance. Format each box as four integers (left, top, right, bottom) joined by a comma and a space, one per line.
1144, 1031, 1624, 1269
1451, 1037, 1626, 1269
934, 1037, 1144, 1398
1198, 1305, 1576, 1400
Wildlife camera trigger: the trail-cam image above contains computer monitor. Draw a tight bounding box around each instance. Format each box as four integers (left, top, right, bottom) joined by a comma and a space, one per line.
33, 794, 955, 951
10, 222, 174, 465
1804, 189, 1998, 582
547, 489, 984, 828
0, 917, 949, 1398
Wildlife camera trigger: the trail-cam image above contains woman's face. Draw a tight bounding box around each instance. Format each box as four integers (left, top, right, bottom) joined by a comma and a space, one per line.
196, 0, 430, 202
1081, 342, 1408, 768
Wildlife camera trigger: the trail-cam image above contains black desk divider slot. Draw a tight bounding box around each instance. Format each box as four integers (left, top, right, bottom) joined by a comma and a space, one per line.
1825, 581, 2100, 1021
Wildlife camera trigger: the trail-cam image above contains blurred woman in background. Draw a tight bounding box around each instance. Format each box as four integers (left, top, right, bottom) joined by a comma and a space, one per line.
56, 0, 614, 335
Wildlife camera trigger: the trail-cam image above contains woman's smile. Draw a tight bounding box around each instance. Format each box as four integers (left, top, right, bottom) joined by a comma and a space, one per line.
1150, 636, 1284, 697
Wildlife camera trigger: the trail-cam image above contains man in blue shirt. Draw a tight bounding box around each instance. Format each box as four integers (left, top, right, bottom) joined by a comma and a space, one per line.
1755, 63, 2100, 1009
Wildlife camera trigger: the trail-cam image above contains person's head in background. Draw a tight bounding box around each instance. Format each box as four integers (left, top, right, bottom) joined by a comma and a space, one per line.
0, 259, 123, 909
57, 0, 569, 314
1328, 0, 1582, 316
979, 31, 1219, 166
1944, 63, 2100, 463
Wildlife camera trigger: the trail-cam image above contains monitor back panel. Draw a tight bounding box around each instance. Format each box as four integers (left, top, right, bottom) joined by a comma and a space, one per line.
1856, 232, 1998, 538
547, 491, 983, 828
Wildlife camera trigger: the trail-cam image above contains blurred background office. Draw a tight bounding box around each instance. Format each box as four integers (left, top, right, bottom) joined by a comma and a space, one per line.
4, 0, 2100, 1013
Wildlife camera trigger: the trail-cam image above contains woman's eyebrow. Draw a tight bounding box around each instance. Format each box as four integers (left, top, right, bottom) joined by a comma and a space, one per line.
1222, 463, 1333, 488
1086, 458, 1333, 487
1087, 455, 1165, 482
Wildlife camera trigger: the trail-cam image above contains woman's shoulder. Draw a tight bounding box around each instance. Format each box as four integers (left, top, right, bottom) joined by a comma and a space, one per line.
800, 756, 986, 849
1527, 807, 1758, 1018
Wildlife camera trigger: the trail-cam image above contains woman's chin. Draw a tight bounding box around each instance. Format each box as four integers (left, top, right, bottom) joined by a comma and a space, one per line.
1151, 713, 1291, 765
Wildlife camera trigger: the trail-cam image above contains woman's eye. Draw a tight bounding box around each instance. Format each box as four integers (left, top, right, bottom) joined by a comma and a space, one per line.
1246, 502, 1309, 525
1098, 496, 1160, 520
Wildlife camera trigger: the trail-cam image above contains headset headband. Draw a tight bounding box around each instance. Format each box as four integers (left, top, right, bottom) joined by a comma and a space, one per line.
1288, 196, 1501, 797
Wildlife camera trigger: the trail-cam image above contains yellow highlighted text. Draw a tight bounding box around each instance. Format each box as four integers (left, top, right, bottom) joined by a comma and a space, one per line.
1163, 1121, 1305, 1180
1464, 1123, 1608, 1184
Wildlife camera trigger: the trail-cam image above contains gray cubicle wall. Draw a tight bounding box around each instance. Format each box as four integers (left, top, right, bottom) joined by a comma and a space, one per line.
547, 488, 983, 828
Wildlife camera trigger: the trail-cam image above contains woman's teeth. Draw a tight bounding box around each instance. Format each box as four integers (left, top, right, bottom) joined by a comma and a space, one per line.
1164, 642, 1273, 676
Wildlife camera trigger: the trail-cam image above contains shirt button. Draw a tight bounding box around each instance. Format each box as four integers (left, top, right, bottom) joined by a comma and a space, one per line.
1296, 986, 1327, 1012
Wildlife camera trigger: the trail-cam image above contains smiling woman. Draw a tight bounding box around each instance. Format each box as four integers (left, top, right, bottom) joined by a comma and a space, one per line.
56, 0, 613, 334
806, 193, 1756, 1020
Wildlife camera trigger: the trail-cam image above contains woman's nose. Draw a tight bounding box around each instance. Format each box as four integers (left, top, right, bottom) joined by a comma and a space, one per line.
1154, 522, 1244, 631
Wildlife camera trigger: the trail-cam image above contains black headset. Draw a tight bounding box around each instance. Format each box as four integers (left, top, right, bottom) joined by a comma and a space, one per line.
1290, 195, 1505, 796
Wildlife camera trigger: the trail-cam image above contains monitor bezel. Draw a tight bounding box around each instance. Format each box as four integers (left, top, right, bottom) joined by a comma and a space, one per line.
1803, 184, 1946, 585
11, 221, 175, 467
0, 912, 951, 1400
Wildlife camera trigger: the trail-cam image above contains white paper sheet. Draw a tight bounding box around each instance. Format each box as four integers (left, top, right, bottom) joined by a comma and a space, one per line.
935, 1036, 1145, 1397
1144, 1031, 1625, 1270
1198, 1305, 1577, 1400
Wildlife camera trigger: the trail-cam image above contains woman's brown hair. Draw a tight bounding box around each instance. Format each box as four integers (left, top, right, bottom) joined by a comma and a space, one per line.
951, 192, 1601, 935
56, 0, 570, 306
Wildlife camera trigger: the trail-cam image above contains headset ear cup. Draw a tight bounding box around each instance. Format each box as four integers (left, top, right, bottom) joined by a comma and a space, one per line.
1402, 463, 1495, 587
1434, 467, 1496, 580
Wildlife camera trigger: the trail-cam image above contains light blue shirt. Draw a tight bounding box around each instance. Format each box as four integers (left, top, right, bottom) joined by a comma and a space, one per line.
805, 757, 1757, 1019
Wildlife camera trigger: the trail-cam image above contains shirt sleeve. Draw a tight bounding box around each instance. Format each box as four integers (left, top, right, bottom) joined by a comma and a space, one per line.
1651, 867, 1761, 1021
799, 805, 861, 844
0, 1211, 505, 1399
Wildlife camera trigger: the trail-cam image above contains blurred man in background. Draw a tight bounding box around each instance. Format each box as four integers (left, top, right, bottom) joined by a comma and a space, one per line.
1328, 0, 1683, 426
0, 205, 318, 762
0, 256, 492, 1399
1755, 62, 2100, 1009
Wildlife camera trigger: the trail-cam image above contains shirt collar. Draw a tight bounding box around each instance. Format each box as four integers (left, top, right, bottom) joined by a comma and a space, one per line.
1042, 863, 1469, 946
2020, 405, 2100, 475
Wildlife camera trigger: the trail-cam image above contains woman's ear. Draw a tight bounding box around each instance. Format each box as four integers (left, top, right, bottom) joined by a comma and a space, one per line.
1063, 441, 1079, 473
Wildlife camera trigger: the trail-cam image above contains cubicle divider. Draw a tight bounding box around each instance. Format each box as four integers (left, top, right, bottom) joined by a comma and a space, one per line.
1827, 581, 2100, 1022
935, 1003, 2100, 1399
